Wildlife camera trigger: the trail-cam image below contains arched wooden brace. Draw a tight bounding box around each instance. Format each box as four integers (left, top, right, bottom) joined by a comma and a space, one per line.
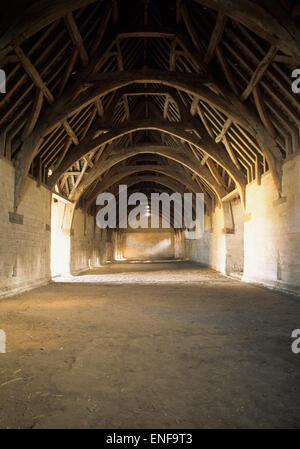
101, 179, 195, 230
103, 86, 186, 122
57, 143, 228, 205
83, 166, 214, 218
90, 173, 210, 218
14, 70, 281, 208
79, 72, 284, 165
97, 181, 202, 229
48, 124, 243, 203
96, 177, 213, 234
110, 177, 194, 199
59, 144, 228, 234
193, 0, 300, 61
110, 176, 236, 234
1, 0, 299, 61
85, 164, 212, 213
0, 1, 98, 58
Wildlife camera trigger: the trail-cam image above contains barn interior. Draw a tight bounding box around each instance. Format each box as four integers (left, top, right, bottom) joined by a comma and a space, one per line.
0, 0, 299, 429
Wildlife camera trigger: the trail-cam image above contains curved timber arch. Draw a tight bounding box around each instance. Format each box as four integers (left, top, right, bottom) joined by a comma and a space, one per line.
86, 164, 203, 199
14, 70, 282, 207
48, 124, 244, 203
193, 0, 300, 61
61, 143, 228, 205
87, 167, 211, 213
102, 181, 197, 230
50, 121, 245, 187
1, 0, 299, 62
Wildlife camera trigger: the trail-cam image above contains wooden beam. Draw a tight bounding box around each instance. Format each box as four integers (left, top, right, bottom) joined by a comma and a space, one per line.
95, 98, 104, 117
69, 160, 89, 198
204, 13, 227, 65
215, 118, 232, 143
222, 135, 241, 170
176, 0, 182, 23
115, 38, 124, 71
53, 138, 73, 171
49, 120, 246, 195
180, 1, 204, 55
255, 154, 262, 186
22, 89, 44, 139
66, 171, 82, 176
273, 55, 295, 64
193, 0, 300, 61
253, 85, 277, 139
53, 192, 73, 204
62, 119, 79, 145
221, 188, 239, 202
87, 166, 208, 209
57, 48, 78, 98
14, 45, 54, 104
112, 0, 119, 23
163, 96, 170, 119
197, 105, 214, 139
206, 159, 227, 188
0, 55, 18, 67
67, 143, 228, 203
215, 44, 281, 189
169, 38, 177, 71
190, 97, 199, 117
90, 3, 112, 56
201, 154, 209, 166
84, 154, 94, 168
0, 0, 98, 58
215, 46, 239, 96
241, 45, 278, 101
14, 69, 281, 207
64, 13, 89, 67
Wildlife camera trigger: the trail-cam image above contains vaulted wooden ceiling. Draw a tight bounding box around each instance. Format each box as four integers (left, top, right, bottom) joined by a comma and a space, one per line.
0, 0, 299, 215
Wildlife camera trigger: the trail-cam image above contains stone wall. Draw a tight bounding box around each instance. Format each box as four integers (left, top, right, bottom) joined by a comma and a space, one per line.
225, 199, 244, 274
120, 228, 175, 261
243, 154, 300, 293
2, 152, 299, 297
189, 206, 226, 273
189, 154, 300, 294
70, 208, 107, 274
189, 198, 244, 275
0, 156, 51, 297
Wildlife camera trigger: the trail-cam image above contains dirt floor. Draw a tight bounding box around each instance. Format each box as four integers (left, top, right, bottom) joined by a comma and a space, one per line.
0, 261, 299, 429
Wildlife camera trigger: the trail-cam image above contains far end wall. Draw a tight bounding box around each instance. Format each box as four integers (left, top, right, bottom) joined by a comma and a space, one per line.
121, 228, 175, 261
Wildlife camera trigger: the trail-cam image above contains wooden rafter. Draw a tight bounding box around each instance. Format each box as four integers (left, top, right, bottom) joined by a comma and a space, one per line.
14, 46, 54, 104
204, 13, 227, 65
62, 119, 79, 145
0, 1, 298, 214
64, 12, 89, 67
21, 89, 44, 139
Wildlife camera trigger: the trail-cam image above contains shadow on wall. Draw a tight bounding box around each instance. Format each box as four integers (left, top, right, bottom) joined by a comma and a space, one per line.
189, 199, 244, 276
122, 230, 175, 261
